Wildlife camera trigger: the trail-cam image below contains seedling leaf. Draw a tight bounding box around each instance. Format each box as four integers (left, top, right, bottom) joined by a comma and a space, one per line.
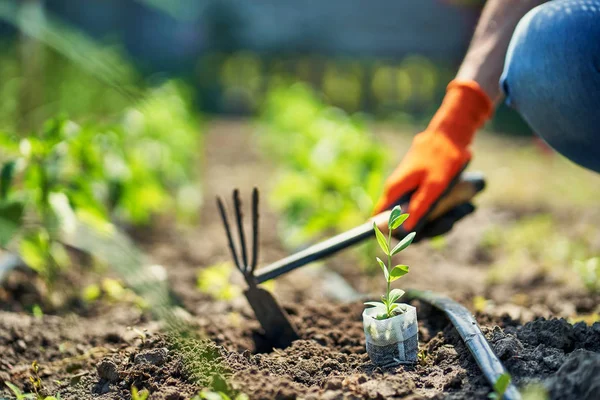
391, 232, 416, 255
390, 213, 409, 231
376, 257, 389, 281
389, 265, 409, 282
489, 373, 511, 399
388, 206, 402, 230
5, 382, 22, 396
373, 222, 389, 255
388, 288, 405, 304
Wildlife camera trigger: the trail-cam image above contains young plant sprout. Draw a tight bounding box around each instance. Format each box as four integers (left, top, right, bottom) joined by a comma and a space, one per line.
365, 205, 416, 320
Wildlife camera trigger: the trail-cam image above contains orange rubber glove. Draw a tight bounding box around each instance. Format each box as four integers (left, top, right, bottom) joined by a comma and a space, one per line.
374, 80, 493, 233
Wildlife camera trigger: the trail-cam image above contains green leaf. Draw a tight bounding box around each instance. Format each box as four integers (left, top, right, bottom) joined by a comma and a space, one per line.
50, 242, 71, 269
391, 232, 416, 255
0, 201, 24, 247
390, 213, 409, 231
389, 265, 409, 282
364, 301, 385, 309
492, 373, 511, 398
376, 257, 389, 281
388, 206, 402, 230
1, 160, 17, 199
5, 382, 22, 396
375, 312, 389, 320
20, 233, 49, 273
388, 288, 405, 304
373, 222, 389, 255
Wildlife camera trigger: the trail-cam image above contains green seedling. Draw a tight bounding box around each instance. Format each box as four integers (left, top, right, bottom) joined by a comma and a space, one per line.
574, 257, 600, 293
364, 205, 416, 319
193, 391, 249, 400
5, 382, 36, 400
417, 349, 429, 366
29, 361, 43, 397
488, 372, 511, 400
131, 386, 149, 400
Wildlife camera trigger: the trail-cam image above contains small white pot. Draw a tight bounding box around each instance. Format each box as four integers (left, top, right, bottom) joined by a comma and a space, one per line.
362, 304, 418, 367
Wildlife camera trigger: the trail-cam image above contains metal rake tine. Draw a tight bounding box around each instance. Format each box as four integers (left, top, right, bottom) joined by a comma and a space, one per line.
216, 196, 242, 272
233, 189, 249, 273
250, 187, 259, 275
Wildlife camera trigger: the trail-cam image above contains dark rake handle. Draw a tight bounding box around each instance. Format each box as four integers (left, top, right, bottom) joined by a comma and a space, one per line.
253, 173, 486, 283
253, 222, 375, 284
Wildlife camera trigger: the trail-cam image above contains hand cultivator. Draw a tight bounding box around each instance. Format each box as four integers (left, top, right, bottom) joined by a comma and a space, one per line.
217, 172, 520, 399
217, 188, 300, 349
217, 172, 485, 347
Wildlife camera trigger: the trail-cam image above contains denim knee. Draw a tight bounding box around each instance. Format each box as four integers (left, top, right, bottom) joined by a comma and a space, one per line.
500, 0, 600, 173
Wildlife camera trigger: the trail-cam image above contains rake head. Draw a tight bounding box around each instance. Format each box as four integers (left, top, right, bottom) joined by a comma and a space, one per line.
216, 187, 299, 349
216, 188, 259, 286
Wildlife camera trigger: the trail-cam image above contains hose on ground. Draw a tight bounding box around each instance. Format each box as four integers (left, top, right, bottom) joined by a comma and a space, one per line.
404, 289, 521, 400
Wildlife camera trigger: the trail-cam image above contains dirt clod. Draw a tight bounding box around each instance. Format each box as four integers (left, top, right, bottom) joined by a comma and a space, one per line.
97, 359, 120, 382
545, 349, 600, 400
517, 318, 575, 351
492, 334, 524, 360
134, 347, 169, 366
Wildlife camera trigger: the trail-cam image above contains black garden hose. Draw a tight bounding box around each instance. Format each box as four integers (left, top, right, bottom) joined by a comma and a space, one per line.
404, 289, 521, 400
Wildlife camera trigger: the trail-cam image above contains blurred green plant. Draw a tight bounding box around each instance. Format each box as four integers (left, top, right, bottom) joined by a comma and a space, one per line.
197, 262, 240, 301
259, 83, 389, 245
488, 372, 511, 400
193, 391, 249, 400
0, 82, 201, 291
520, 385, 548, 400
482, 215, 597, 284
130, 386, 149, 400
574, 257, 600, 294
5, 382, 36, 400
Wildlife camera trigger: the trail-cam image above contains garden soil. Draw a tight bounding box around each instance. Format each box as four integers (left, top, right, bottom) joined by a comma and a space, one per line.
1, 120, 599, 399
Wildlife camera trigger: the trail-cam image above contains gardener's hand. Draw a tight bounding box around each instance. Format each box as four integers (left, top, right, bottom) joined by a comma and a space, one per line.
373, 80, 493, 236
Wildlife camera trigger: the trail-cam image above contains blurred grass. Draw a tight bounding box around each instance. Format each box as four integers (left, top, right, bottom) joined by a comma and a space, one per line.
472, 133, 600, 210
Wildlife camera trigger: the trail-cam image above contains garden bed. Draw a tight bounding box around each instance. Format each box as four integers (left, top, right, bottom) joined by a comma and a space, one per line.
1, 121, 599, 399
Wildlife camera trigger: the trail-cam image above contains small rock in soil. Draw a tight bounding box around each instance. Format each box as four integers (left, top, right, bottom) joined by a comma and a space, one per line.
97, 359, 120, 382
359, 380, 398, 398
153, 388, 184, 400
545, 349, 600, 400
134, 347, 168, 366
443, 373, 463, 390
319, 390, 344, 400
15, 339, 27, 352
435, 344, 458, 365
323, 377, 343, 390
493, 335, 524, 360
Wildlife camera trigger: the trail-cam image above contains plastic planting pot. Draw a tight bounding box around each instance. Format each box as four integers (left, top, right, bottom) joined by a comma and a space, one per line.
362, 304, 418, 367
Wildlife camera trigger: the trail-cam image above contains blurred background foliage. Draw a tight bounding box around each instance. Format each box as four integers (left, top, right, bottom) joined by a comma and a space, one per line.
1, 0, 597, 305
0, 0, 526, 135
259, 83, 388, 245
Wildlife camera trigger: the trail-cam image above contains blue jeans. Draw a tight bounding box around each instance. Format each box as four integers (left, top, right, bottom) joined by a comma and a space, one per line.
500, 0, 600, 173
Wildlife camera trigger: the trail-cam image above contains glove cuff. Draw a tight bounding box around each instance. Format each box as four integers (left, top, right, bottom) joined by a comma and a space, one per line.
427, 79, 494, 148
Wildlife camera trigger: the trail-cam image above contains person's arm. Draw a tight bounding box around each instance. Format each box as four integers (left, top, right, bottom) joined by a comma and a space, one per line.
456, 0, 548, 103
374, 0, 548, 235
